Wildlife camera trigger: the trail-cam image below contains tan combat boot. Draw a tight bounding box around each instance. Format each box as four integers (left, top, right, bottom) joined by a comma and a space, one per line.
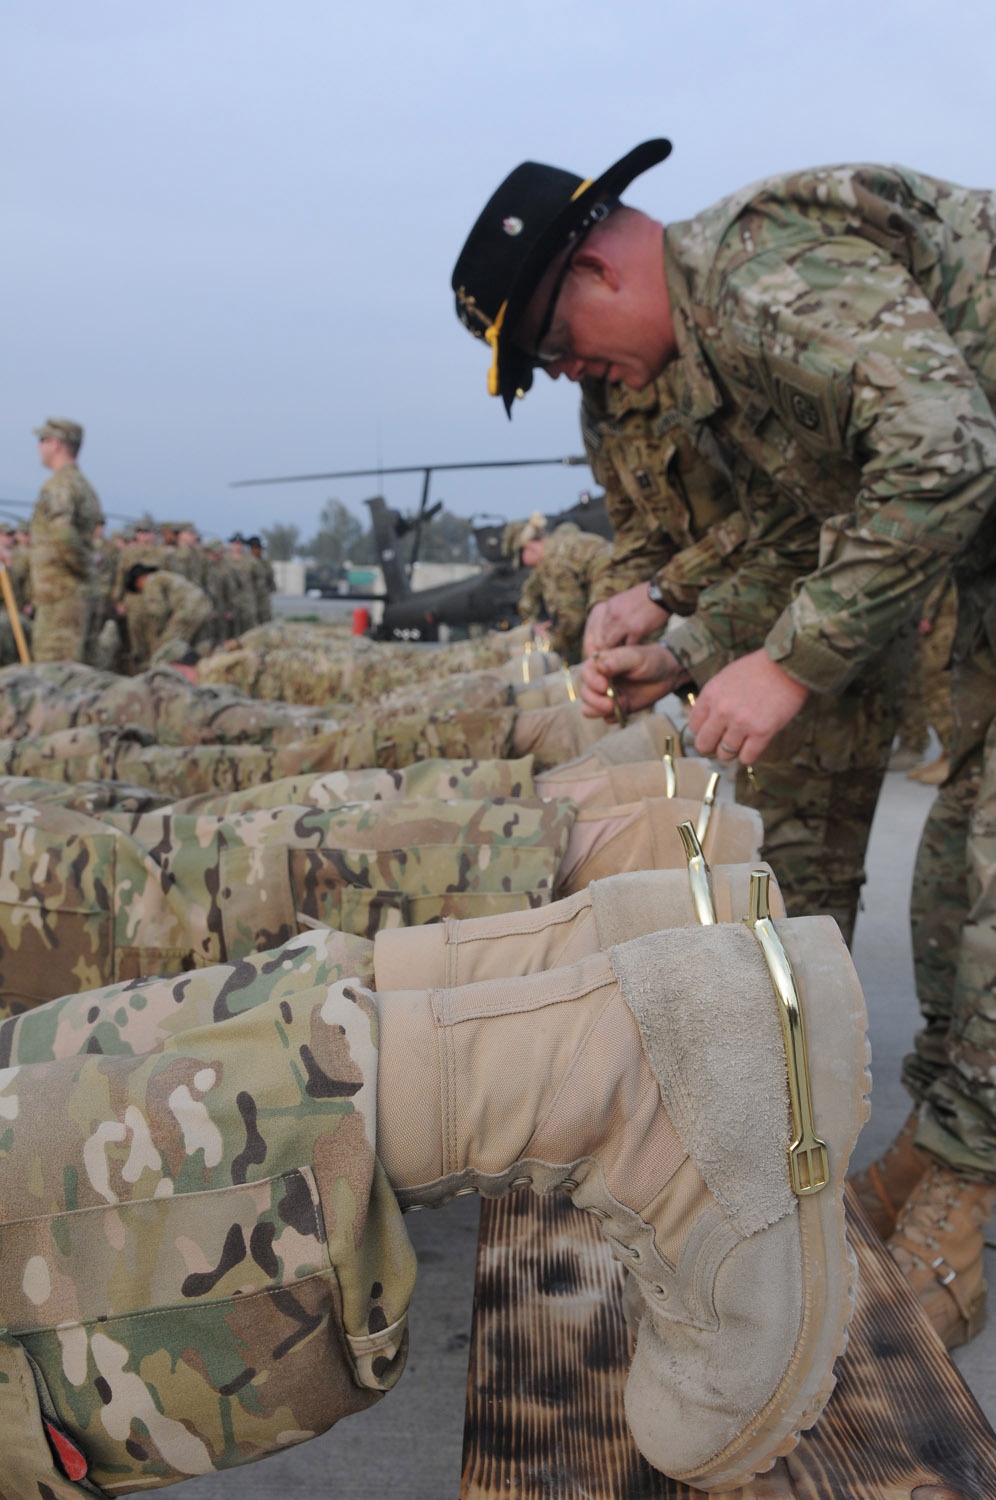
849, 1109, 931, 1239
555, 795, 763, 895
376, 915, 869, 1489
887, 1163, 996, 1349
374, 863, 784, 990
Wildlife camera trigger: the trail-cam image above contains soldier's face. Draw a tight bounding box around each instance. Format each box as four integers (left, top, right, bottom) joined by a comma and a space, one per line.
513, 250, 672, 391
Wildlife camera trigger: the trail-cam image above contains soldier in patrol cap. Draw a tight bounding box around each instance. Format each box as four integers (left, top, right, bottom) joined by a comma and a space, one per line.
30, 418, 103, 662
453, 144, 996, 1347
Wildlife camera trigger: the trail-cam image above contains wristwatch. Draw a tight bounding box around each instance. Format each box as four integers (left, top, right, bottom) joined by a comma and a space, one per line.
647, 578, 668, 608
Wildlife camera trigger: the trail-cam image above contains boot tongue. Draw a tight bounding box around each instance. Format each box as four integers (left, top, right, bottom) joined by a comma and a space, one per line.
610, 924, 794, 1238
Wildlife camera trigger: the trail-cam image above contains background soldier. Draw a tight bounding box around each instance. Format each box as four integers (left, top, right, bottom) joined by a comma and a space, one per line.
247, 533, 276, 622
30, 417, 103, 661
510, 515, 612, 663
124, 561, 213, 670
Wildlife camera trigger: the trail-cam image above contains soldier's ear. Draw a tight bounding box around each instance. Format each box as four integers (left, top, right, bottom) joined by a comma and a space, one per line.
570, 245, 622, 293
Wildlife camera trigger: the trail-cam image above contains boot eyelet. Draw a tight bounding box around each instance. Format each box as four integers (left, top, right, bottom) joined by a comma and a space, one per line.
561, 1178, 579, 1191
404, 1203, 427, 1213
510, 1175, 533, 1189
454, 1185, 479, 1197
624, 1245, 640, 1259
586, 1206, 609, 1220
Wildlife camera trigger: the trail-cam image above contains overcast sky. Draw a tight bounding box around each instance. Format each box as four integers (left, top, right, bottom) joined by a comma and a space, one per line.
3, 1, 992, 543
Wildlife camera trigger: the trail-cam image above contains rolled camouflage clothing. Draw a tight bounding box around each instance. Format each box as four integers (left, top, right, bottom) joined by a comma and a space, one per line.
0, 792, 576, 1015
0, 930, 414, 1495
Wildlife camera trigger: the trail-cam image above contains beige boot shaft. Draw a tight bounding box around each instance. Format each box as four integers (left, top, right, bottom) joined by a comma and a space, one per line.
374, 863, 784, 991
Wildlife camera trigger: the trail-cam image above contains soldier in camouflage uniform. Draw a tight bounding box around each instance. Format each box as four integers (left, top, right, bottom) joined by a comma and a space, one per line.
123, 563, 213, 669
247, 534, 276, 622
512, 520, 611, 663
453, 142, 996, 1345
574, 360, 917, 946
29, 418, 103, 662
227, 532, 260, 634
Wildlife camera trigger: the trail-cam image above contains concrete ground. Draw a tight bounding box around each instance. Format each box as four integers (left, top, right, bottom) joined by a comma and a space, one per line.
177, 758, 994, 1498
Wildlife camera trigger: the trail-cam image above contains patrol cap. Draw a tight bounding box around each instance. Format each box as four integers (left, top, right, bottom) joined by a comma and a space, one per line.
34, 417, 84, 449
452, 139, 671, 416
503, 510, 547, 557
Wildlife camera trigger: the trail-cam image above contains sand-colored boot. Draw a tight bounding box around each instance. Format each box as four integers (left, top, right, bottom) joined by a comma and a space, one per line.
887, 1163, 996, 1349
374, 862, 784, 990
555, 795, 763, 895
537, 754, 715, 809
848, 1109, 931, 1239
376, 915, 869, 1489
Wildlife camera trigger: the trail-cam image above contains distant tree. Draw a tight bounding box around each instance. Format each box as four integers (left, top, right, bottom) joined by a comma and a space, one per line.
308, 498, 375, 569
262, 522, 301, 561
417, 507, 476, 563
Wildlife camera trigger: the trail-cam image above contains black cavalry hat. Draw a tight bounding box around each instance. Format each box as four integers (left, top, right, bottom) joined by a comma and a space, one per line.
451, 139, 671, 416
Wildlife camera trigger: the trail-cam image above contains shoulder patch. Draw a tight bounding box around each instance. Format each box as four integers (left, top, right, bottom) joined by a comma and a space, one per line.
762, 354, 847, 453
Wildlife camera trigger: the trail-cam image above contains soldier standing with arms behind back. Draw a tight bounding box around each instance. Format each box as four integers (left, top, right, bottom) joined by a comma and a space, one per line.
30, 418, 103, 661
452, 140, 996, 1349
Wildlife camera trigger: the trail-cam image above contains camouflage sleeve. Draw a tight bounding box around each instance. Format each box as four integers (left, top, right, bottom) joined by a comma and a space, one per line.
517, 568, 545, 624
580, 388, 677, 605
664, 495, 821, 681
721, 239, 996, 692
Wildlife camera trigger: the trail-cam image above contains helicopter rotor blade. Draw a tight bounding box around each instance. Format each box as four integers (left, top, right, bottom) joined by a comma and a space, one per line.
230, 456, 588, 488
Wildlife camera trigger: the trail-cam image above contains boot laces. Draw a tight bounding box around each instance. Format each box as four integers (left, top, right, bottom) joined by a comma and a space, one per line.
890, 1166, 995, 1275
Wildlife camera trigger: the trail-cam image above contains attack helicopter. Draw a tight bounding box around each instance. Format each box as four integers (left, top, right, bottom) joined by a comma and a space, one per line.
230, 457, 609, 641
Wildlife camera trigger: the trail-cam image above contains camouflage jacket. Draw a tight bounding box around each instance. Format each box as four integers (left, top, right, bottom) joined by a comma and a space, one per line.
517, 525, 612, 661
657, 164, 996, 692
29, 464, 102, 603
581, 370, 747, 616
130, 569, 212, 666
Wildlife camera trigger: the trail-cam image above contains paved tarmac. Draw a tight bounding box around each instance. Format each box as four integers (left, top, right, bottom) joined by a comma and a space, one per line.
176, 754, 995, 1498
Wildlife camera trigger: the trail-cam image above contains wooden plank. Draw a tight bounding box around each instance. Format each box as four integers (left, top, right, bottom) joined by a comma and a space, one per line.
461, 1185, 996, 1499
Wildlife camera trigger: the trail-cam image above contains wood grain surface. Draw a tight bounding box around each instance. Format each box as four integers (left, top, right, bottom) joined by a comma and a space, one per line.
461, 1186, 996, 1499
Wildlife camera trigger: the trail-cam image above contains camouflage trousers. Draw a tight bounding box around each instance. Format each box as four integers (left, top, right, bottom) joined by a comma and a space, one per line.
0, 787, 576, 1017
734, 628, 916, 946
30, 590, 92, 664
906, 581, 996, 1177
0, 932, 415, 1498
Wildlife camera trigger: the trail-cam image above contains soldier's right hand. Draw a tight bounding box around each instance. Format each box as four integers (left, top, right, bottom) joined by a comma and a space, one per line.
579, 643, 688, 720
584, 583, 669, 657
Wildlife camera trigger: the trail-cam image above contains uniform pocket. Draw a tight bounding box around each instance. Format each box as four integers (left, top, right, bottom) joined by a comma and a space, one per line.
7, 1168, 382, 1488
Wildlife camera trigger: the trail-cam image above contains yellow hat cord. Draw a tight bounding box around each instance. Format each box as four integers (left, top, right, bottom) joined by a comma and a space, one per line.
485, 301, 508, 397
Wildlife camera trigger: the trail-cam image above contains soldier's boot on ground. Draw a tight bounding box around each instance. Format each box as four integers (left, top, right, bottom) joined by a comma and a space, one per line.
376, 916, 870, 1489
848, 1109, 931, 1239
555, 794, 763, 895
887, 1163, 996, 1349
374, 863, 784, 989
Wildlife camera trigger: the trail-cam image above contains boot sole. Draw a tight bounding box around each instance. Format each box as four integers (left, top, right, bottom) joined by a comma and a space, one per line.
679, 916, 871, 1491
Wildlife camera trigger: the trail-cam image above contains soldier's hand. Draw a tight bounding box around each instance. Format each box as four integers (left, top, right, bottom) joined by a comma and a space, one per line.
583, 584, 669, 656
687, 650, 810, 763
579, 643, 688, 720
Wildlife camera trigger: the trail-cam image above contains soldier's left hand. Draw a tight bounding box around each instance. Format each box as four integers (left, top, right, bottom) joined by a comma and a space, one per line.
687, 650, 810, 763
